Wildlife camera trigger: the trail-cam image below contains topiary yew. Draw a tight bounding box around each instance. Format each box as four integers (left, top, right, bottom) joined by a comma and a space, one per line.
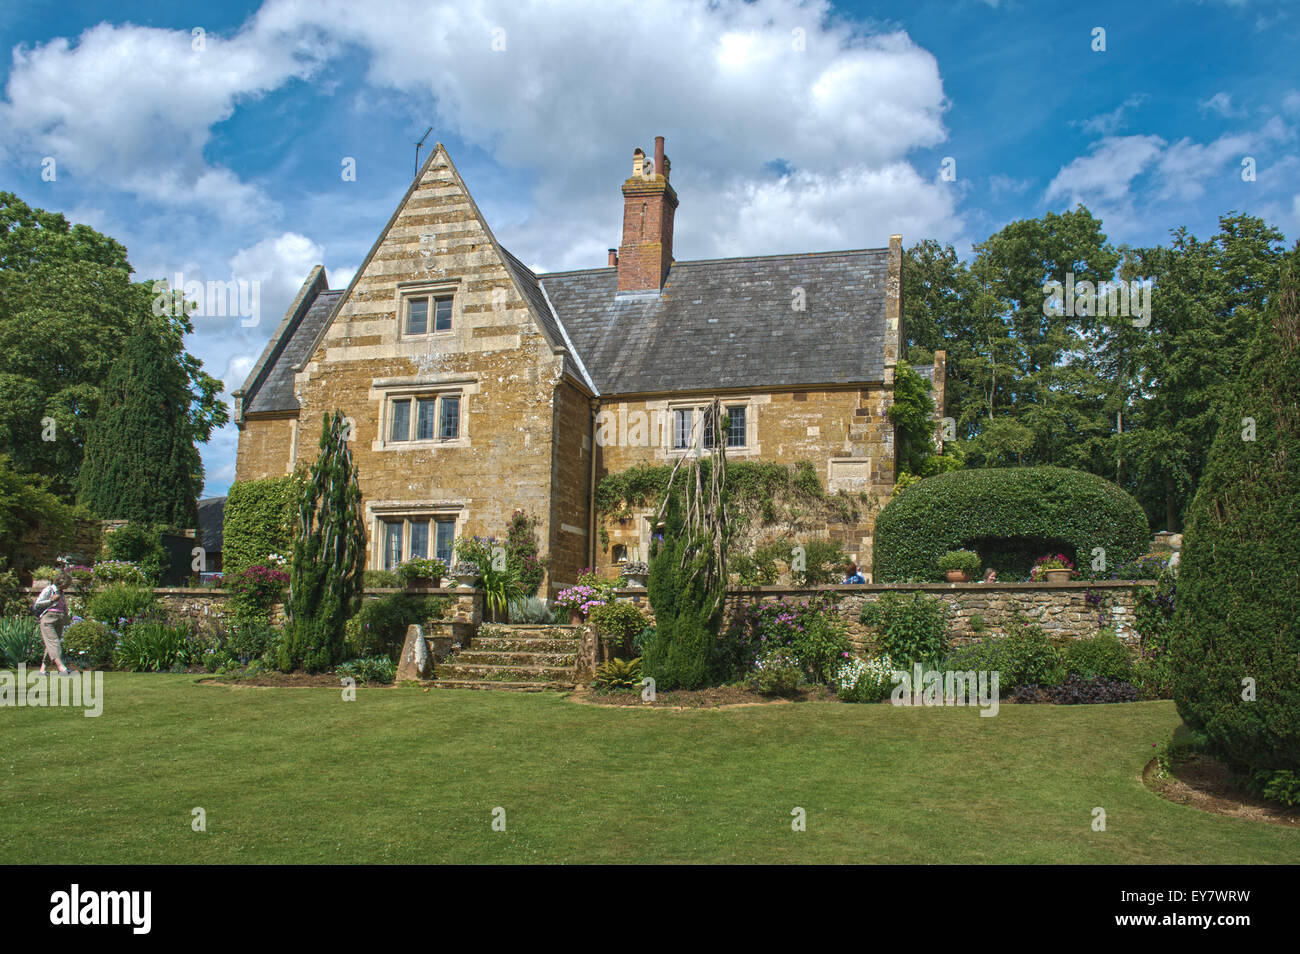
1170, 269, 1300, 777
873, 466, 1149, 581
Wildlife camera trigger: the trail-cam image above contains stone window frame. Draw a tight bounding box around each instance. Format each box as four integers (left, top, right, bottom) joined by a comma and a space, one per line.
396, 278, 459, 341
368, 502, 464, 571
370, 374, 477, 452
665, 398, 755, 457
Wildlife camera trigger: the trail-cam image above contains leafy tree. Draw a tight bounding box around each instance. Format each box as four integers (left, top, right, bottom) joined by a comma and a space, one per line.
279, 412, 367, 672
0, 192, 226, 498
0, 454, 75, 570
76, 316, 199, 528
888, 360, 936, 476
1169, 267, 1299, 779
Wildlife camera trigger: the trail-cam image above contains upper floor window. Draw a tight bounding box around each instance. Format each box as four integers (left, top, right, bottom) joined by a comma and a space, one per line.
388, 392, 461, 443
671, 403, 749, 451
405, 293, 453, 335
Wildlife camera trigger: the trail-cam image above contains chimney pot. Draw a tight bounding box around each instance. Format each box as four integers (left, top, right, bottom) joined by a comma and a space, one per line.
608, 248, 618, 267
654, 136, 665, 176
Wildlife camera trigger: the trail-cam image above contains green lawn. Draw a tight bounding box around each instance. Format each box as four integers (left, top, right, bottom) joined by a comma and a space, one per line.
1, 674, 1295, 863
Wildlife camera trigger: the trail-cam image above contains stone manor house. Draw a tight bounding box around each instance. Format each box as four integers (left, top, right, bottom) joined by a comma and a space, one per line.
232, 137, 945, 592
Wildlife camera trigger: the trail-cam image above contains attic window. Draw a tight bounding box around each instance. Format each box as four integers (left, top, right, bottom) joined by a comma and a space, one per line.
405, 294, 453, 335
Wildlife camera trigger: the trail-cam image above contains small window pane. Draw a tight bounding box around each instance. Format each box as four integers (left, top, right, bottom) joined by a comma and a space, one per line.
702, 407, 716, 448
383, 521, 403, 571
434, 297, 453, 331
727, 407, 746, 447
416, 398, 437, 440
435, 520, 454, 565
409, 521, 429, 560
390, 399, 411, 442
407, 297, 428, 335
673, 409, 692, 449
440, 395, 460, 440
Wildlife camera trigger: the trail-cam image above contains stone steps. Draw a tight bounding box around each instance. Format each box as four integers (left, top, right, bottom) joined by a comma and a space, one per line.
429, 623, 580, 691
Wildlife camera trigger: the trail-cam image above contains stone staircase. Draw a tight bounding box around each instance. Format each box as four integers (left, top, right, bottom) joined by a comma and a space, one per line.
433, 623, 581, 691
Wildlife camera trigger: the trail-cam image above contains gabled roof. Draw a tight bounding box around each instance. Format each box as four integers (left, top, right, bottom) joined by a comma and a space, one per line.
537, 248, 893, 396
234, 266, 342, 416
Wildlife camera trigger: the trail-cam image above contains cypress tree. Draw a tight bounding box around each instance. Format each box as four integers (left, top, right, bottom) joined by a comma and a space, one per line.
1170, 268, 1300, 777
76, 317, 197, 528
279, 411, 367, 672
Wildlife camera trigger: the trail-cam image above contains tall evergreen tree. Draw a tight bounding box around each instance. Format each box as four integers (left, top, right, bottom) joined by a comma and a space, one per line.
279, 411, 367, 673
76, 314, 198, 528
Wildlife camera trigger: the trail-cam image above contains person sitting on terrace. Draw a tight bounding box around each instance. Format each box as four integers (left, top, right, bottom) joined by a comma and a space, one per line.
843, 562, 866, 585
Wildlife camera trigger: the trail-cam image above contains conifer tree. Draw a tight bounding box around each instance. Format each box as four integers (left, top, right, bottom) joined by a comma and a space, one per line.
279, 411, 367, 672
76, 316, 198, 528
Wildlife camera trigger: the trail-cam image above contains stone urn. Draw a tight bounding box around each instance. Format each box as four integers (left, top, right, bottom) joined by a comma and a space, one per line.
620, 561, 649, 589
452, 562, 480, 588
1044, 568, 1072, 583
945, 570, 969, 583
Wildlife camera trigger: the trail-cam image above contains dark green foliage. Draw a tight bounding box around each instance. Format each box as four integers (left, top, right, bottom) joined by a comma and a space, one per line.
62, 619, 114, 665
85, 584, 157, 626
1250, 770, 1300, 808
1064, 628, 1134, 681
643, 496, 720, 692
0, 455, 76, 570
363, 570, 400, 588
226, 622, 280, 664
888, 360, 937, 476
936, 549, 981, 577
347, 594, 449, 661
114, 621, 190, 672
943, 620, 1065, 691
1170, 271, 1300, 776
504, 510, 548, 597
747, 649, 804, 696
222, 475, 301, 578
873, 466, 1149, 582
791, 538, 848, 586
861, 591, 949, 665
76, 318, 199, 528
588, 602, 648, 658
336, 655, 397, 685
0, 615, 41, 667
0, 560, 21, 616
280, 412, 367, 672
103, 522, 166, 585
1010, 676, 1138, 705
1131, 569, 1176, 699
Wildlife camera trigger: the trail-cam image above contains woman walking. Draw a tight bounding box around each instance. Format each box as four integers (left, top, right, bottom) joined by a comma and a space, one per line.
33, 570, 74, 676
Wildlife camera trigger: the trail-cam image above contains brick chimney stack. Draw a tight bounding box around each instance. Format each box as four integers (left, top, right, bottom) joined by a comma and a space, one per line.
617, 136, 678, 293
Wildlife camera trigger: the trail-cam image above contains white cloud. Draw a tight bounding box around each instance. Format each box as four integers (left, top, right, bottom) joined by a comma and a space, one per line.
1075, 94, 1148, 136
1198, 91, 1241, 117
1045, 135, 1166, 206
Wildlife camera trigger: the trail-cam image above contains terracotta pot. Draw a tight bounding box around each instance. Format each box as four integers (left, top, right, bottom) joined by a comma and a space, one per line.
1044, 568, 1072, 583
569, 609, 584, 626
945, 570, 969, 583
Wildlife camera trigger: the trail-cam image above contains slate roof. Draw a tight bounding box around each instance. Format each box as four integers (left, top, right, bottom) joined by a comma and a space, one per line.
243, 285, 343, 414
196, 497, 225, 554
537, 248, 892, 396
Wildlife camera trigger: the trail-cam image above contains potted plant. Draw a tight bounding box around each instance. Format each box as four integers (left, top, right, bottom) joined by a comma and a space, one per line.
619, 560, 649, 589
554, 584, 607, 626
1030, 553, 1075, 583
397, 556, 448, 590
937, 549, 981, 583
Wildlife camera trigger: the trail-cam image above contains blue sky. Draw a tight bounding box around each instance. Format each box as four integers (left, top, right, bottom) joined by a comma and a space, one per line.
1, 0, 1296, 497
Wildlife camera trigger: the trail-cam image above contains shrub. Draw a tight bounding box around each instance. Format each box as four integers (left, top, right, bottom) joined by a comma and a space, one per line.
91, 559, 151, 586
834, 655, 896, 703
347, 594, 449, 660
62, 620, 115, 665
1170, 275, 1300, 778
396, 557, 447, 585
747, 648, 803, 696
873, 466, 1149, 582
85, 585, 157, 626
103, 522, 166, 584
861, 591, 949, 666
554, 584, 608, 619
508, 596, 556, 624
1064, 628, 1134, 681
504, 510, 548, 597
114, 621, 190, 672
1250, 770, 1300, 808
594, 656, 643, 691
1130, 569, 1176, 699
336, 655, 396, 685
730, 541, 784, 586
968, 614, 987, 633
722, 596, 848, 683
226, 622, 280, 663
228, 564, 289, 625
363, 570, 401, 588
791, 538, 847, 586
937, 549, 981, 577
1010, 675, 1139, 705
943, 620, 1065, 691
223, 475, 301, 578
0, 615, 41, 667
588, 602, 649, 658
0, 562, 20, 617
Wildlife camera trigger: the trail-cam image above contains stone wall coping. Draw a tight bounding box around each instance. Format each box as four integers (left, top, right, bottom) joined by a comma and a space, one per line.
22, 585, 484, 596
610, 580, 1154, 597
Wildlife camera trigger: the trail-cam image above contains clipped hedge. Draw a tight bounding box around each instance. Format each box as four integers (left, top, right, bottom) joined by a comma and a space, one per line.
873, 466, 1149, 582
222, 475, 302, 578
